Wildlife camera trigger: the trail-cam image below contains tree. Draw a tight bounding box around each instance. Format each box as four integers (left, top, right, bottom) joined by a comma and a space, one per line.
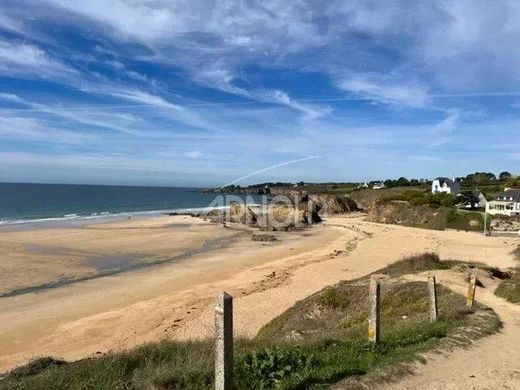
499, 171, 512, 181
396, 177, 410, 187
457, 191, 480, 209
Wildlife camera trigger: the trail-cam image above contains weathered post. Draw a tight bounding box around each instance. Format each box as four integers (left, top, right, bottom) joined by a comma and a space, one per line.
215, 292, 233, 390
466, 274, 477, 308
368, 277, 380, 344
427, 276, 438, 322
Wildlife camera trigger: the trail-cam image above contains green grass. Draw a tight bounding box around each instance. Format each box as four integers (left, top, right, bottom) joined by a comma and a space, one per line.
376, 253, 457, 277
494, 246, 520, 304
495, 272, 520, 304
445, 209, 488, 232
1, 254, 502, 390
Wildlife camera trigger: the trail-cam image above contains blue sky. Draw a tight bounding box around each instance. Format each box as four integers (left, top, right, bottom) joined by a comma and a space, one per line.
0, 0, 519, 187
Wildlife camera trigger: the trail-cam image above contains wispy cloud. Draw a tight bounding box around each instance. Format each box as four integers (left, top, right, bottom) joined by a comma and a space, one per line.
184, 150, 203, 159
0, 116, 96, 145
338, 75, 430, 108
428, 110, 461, 147
0, 39, 78, 80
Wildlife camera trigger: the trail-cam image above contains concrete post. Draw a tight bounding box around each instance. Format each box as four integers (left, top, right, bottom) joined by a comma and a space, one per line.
427, 276, 438, 323
215, 292, 233, 390
466, 275, 477, 308
368, 277, 380, 344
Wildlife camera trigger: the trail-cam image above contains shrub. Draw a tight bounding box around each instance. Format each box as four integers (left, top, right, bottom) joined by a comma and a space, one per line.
440, 196, 455, 207
236, 347, 314, 389
495, 272, 520, 304
409, 197, 427, 206
320, 287, 349, 308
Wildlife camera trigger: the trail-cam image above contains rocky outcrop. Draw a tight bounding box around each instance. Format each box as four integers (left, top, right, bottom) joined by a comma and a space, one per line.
199, 194, 357, 231
256, 204, 313, 231
308, 194, 358, 215
229, 202, 257, 224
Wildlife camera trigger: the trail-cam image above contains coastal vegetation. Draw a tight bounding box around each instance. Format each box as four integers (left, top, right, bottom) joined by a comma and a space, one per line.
380, 189, 455, 207
1, 253, 501, 390
365, 202, 488, 232
494, 246, 520, 304
495, 272, 520, 304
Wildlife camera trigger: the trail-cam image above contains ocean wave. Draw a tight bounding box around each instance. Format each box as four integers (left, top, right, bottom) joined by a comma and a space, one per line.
0, 202, 260, 227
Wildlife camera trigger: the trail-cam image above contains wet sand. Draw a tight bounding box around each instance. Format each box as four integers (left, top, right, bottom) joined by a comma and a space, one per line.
0, 215, 239, 296
0, 214, 518, 373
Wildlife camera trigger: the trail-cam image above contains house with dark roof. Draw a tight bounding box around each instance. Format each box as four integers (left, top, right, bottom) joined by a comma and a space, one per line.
486, 189, 520, 216
431, 177, 460, 196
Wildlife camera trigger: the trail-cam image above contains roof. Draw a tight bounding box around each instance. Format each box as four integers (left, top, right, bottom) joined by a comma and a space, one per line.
434, 177, 455, 185
496, 189, 520, 202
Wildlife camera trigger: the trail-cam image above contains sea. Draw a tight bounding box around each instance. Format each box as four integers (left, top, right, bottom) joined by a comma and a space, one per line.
0, 183, 261, 227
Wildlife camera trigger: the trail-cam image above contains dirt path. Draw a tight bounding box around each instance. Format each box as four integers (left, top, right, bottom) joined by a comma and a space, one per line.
380, 268, 520, 390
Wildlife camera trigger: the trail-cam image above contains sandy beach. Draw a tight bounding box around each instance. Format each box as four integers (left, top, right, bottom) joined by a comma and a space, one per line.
0, 214, 518, 375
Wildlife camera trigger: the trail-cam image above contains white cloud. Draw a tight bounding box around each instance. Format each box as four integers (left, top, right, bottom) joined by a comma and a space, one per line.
0, 93, 25, 103
0, 116, 96, 145
184, 150, 203, 159
0, 39, 77, 80
429, 110, 461, 147
8, 0, 520, 100
338, 75, 430, 108
0, 92, 141, 134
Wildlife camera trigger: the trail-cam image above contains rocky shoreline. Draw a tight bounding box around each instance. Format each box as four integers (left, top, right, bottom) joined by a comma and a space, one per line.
171, 193, 359, 232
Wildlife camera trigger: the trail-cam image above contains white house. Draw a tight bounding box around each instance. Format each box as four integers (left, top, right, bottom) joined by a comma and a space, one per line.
431, 177, 460, 196
486, 189, 520, 216
372, 181, 385, 190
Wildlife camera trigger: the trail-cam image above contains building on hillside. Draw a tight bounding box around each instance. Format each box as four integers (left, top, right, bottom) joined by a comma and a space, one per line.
486, 189, 520, 216
372, 181, 385, 190
431, 177, 460, 196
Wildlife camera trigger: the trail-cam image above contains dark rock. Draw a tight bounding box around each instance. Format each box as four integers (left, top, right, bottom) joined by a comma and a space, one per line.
10, 357, 67, 378
252, 233, 277, 241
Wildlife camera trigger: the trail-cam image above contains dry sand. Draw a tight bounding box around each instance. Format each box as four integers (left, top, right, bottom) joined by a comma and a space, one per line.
0, 214, 519, 389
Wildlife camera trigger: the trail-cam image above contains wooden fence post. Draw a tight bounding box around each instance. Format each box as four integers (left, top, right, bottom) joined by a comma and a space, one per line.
427, 276, 438, 322
368, 277, 380, 344
215, 292, 233, 390
466, 275, 477, 308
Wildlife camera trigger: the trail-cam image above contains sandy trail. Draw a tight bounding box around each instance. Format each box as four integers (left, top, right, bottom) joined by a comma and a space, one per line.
0, 214, 518, 381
